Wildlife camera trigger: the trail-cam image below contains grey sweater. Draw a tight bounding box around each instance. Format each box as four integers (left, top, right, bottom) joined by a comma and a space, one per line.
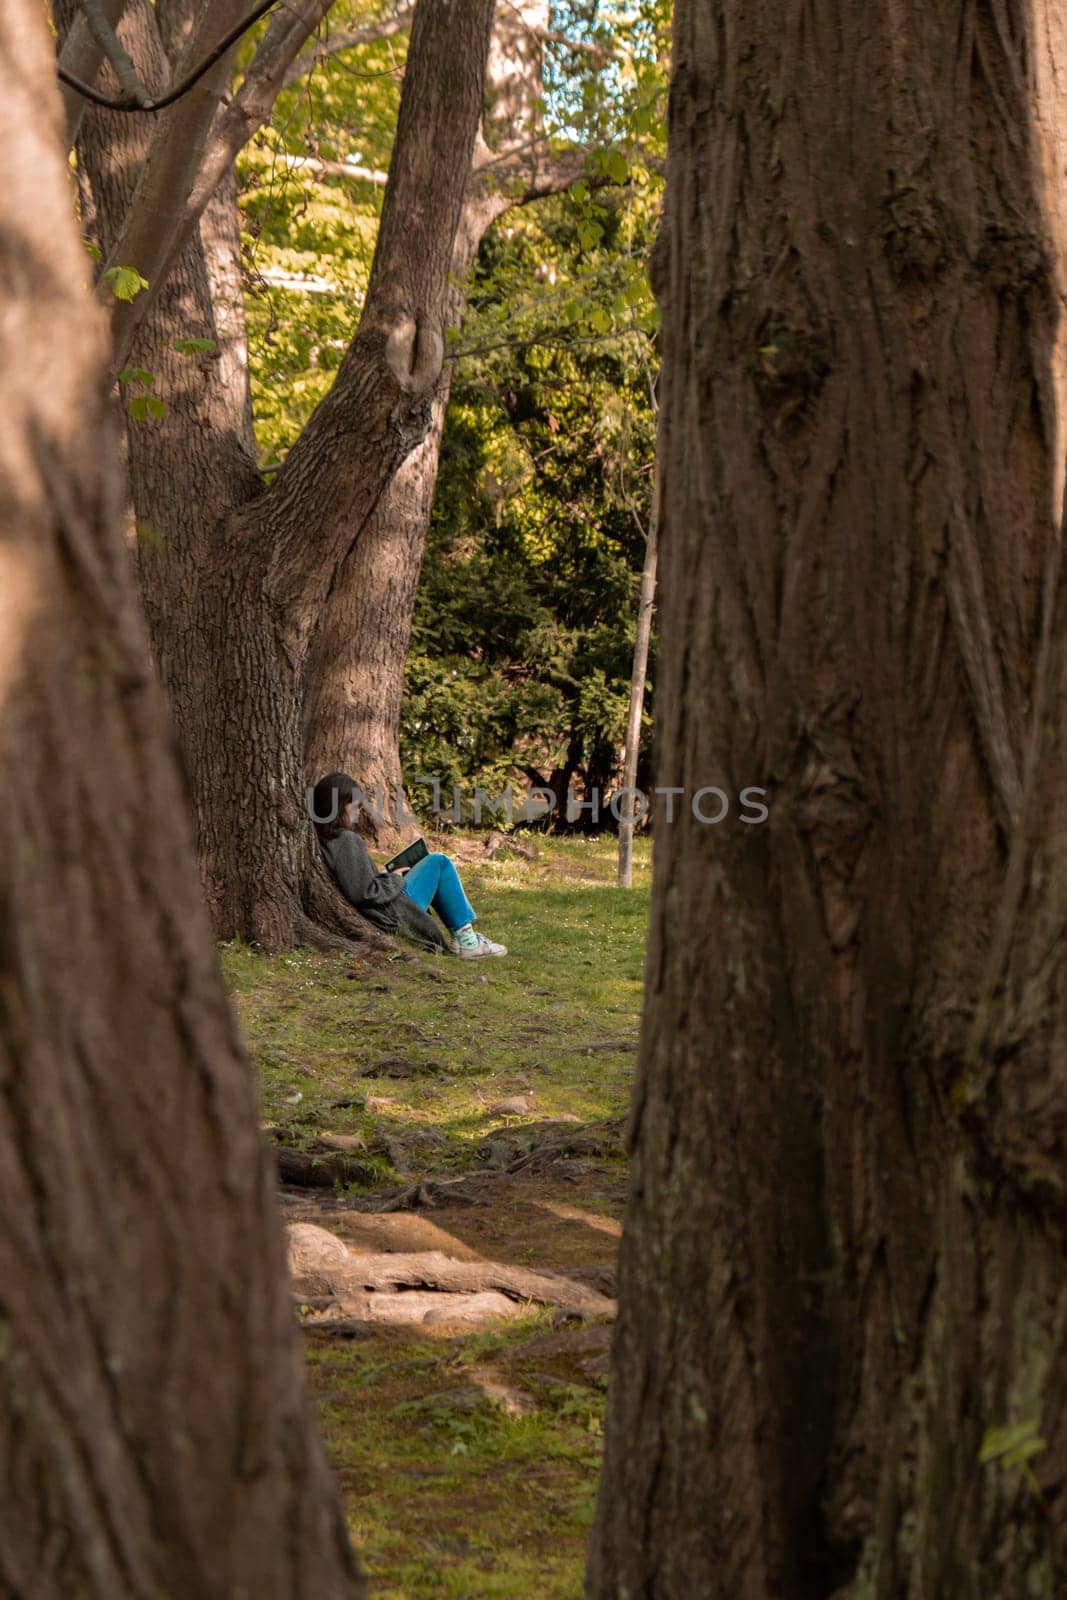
320, 830, 447, 952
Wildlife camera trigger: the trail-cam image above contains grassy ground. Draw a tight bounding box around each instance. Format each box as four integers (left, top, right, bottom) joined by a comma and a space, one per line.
220, 833, 651, 1598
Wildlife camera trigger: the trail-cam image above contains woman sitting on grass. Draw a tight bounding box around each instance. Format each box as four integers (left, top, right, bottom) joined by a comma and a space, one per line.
311, 772, 507, 960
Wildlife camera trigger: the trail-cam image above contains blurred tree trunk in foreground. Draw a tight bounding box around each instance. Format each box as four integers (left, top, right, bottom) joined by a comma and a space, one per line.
0, 6, 363, 1593
591, 1, 1067, 1595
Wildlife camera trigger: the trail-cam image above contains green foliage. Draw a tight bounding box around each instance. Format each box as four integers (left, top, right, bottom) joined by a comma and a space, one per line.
128, 395, 167, 422
119, 364, 167, 423
135, 517, 164, 549
404, 184, 660, 809
980, 1419, 1046, 1491
238, 3, 402, 462
102, 264, 149, 301
172, 336, 219, 356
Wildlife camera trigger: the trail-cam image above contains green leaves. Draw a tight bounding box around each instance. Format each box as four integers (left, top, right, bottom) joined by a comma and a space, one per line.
135, 518, 164, 550
980, 1419, 1046, 1498
172, 336, 219, 356
575, 218, 604, 252
129, 395, 167, 422
979, 1420, 1046, 1472
118, 364, 166, 423
588, 147, 630, 185
102, 265, 149, 302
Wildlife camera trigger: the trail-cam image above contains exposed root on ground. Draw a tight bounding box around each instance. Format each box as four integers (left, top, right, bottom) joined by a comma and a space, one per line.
287, 1221, 616, 1330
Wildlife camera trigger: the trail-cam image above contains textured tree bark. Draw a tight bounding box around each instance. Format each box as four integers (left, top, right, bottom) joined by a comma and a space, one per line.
589, 2, 1067, 1597
301, 0, 555, 836
299, 192, 500, 835
0, 6, 363, 1593
301, 394, 448, 841
57, 0, 127, 145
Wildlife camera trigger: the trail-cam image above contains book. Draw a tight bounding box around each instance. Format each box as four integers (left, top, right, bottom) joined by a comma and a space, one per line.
383, 836, 429, 874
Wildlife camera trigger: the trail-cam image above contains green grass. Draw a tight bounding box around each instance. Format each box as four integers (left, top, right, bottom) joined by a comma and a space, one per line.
308, 1317, 606, 1599
221, 832, 650, 1598
222, 834, 652, 1174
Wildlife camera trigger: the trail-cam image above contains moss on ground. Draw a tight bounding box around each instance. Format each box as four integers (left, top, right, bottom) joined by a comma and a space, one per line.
221, 833, 651, 1598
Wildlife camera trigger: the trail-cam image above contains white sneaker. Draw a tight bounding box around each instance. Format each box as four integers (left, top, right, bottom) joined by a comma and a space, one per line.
450, 931, 507, 959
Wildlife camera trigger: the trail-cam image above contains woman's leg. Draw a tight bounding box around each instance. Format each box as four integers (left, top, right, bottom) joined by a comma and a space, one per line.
402, 853, 476, 933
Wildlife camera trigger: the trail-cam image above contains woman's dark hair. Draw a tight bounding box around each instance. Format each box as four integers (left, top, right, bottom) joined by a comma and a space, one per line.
309, 772, 360, 842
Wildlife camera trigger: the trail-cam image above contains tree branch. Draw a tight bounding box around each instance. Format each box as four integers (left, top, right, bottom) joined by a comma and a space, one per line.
102, 0, 334, 369
280, 5, 415, 91
498, 0, 613, 65
58, 0, 282, 111
74, 0, 159, 105
470, 140, 658, 208
57, 0, 128, 146
275, 153, 390, 185
261, 0, 496, 621
535, 25, 611, 63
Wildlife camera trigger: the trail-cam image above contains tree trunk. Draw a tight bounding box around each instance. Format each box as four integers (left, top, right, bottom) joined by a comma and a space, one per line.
0, 7, 363, 1593
72, 0, 495, 948
590, 2, 1067, 1596
299, 199, 493, 838
302, 395, 447, 841
617, 473, 658, 886
301, 0, 552, 834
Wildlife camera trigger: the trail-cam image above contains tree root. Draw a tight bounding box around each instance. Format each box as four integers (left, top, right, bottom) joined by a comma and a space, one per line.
266, 1128, 379, 1187
290, 1235, 616, 1321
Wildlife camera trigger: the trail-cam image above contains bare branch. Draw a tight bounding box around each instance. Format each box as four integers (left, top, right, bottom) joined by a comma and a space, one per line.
57, 0, 127, 145
274, 154, 390, 184
58, 0, 281, 111
280, 6, 416, 91
78, 0, 150, 104
102, 0, 334, 368
534, 25, 611, 62
471, 140, 662, 209
477, 144, 594, 204
497, 0, 613, 64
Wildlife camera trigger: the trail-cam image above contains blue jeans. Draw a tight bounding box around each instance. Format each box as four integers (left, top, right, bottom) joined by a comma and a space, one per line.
401, 852, 475, 933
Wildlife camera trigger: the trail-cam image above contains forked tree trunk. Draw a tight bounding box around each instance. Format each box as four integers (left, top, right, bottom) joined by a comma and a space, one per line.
0, 7, 362, 1593
591, 2, 1067, 1596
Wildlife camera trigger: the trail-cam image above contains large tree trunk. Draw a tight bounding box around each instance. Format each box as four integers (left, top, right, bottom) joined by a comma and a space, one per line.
299, 198, 496, 837
302, 397, 447, 840
590, 2, 1067, 1597
0, 6, 362, 1593
72, 0, 495, 948
301, 0, 551, 830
